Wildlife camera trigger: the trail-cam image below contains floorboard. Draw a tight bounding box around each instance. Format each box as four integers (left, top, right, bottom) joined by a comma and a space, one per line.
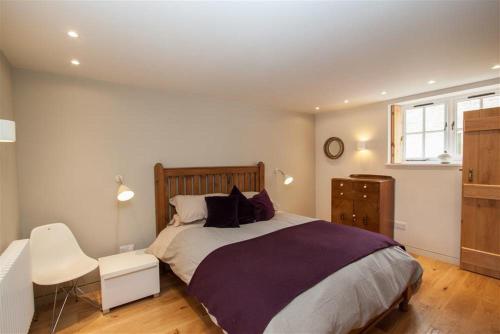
29, 254, 500, 334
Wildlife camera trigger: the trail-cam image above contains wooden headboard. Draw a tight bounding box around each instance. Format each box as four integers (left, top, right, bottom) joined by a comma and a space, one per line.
154, 162, 265, 235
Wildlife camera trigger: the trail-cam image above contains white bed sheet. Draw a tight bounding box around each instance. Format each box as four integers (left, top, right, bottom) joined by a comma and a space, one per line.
147, 212, 422, 334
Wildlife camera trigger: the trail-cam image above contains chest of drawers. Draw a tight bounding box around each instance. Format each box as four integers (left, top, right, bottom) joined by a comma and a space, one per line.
331, 174, 395, 238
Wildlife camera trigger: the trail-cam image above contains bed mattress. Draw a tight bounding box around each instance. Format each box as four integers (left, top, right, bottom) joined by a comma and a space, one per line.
147, 212, 422, 334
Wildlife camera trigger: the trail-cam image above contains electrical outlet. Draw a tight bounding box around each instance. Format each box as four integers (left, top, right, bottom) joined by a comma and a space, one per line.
119, 244, 135, 253
395, 221, 407, 231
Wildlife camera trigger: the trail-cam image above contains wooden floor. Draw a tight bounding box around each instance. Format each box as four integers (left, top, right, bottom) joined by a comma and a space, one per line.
29, 254, 500, 334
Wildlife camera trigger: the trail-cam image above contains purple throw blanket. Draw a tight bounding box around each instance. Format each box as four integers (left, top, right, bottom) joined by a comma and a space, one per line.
187, 220, 403, 334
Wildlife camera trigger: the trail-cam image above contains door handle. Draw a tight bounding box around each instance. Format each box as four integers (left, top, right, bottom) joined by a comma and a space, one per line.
468, 169, 473, 182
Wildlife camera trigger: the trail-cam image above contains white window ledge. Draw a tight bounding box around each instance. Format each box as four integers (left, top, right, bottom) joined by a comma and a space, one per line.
385, 162, 462, 168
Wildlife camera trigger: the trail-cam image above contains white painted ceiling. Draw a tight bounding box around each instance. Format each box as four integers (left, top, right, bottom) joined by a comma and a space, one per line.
1, 1, 499, 112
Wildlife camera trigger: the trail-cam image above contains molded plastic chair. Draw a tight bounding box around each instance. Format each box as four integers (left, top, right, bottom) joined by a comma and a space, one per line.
30, 223, 99, 333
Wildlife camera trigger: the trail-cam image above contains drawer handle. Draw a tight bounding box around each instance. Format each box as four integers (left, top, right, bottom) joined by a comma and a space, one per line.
363, 194, 367, 199
363, 184, 367, 189
363, 217, 368, 225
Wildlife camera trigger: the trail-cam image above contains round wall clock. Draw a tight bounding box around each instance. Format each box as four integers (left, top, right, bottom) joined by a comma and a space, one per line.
323, 137, 344, 159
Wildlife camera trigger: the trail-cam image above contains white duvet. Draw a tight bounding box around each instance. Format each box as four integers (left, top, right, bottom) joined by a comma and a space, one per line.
147, 212, 423, 334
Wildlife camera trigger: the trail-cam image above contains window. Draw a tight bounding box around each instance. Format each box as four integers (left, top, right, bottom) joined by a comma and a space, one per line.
454, 94, 500, 157
403, 104, 446, 160
390, 88, 500, 164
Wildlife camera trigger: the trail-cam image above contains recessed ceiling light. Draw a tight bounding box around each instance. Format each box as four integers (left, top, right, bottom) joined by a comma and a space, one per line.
344, 99, 349, 104
492, 64, 500, 70
70, 59, 80, 66
315, 106, 320, 110
381, 91, 387, 95
427, 80, 436, 85
67, 30, 79, 38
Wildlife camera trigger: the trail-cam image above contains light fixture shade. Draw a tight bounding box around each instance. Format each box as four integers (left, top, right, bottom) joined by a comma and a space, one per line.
275, 169, 294, 185
0, 120, 16, 142
283, 175, 294, 185
356, 141, 367, 151
117, 184, 134, 202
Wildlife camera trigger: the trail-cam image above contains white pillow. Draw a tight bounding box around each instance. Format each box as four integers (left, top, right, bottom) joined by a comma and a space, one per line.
242, 191, 259, 199
169, 194, 226, 224
168, 214, 182, 227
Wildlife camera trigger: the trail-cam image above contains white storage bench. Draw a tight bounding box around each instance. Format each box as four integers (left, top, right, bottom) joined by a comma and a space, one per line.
98, 249, 160, 313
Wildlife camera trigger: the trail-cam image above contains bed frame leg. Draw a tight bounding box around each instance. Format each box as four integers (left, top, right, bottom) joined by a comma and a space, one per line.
398, 287, 411, 312
160, 263, 167, 275
398, 299, 409, 312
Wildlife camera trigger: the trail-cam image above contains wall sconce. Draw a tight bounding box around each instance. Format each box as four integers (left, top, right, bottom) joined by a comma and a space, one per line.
0, 119, 16, 142
274, 169, 294, 185
356, 141, 368, 151
115, 175, 135, 201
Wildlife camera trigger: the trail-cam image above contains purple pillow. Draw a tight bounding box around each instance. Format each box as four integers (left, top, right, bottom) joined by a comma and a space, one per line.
249, 189, 275, 221
230, 186, 255, 224
204, 196, 240, 228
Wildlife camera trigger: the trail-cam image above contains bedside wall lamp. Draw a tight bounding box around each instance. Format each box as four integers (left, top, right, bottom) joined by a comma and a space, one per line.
356, 141, 368, 151
274, 169, 294, 185
115, 175, 134, 202
0, 119, 16, 142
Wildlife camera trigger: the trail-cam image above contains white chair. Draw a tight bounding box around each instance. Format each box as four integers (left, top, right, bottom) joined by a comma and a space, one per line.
30, 223, 99, 333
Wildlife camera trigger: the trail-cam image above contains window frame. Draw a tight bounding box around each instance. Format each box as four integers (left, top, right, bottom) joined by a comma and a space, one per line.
401, 99, 449, 162
450, 95, 480, 161
394, 88, 500, 165
451, 89, 500, 161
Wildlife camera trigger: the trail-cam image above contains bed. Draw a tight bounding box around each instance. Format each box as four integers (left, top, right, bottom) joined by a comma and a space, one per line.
148, 162, 422, 334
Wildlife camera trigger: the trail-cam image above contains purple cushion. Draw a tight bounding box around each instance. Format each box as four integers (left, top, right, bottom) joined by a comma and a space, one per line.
249, 189, 275, 221
230, 186, 256, 224
204, 196, 240, 228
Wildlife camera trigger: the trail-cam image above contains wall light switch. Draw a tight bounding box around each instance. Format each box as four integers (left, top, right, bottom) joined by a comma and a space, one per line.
119, 244, 135, 253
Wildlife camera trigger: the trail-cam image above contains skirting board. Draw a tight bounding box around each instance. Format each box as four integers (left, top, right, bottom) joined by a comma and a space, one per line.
405, 245, 459, 265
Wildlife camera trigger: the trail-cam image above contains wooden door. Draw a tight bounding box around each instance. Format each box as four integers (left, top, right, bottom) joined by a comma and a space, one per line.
353, 200, 380, 233
461, 107, 500, 279
332, 199, 353, 226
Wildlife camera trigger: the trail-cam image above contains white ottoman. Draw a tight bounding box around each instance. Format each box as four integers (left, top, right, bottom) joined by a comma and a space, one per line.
98, 249, 160, 313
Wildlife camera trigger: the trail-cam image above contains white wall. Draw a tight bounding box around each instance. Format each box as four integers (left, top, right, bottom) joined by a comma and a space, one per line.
0, 51, 20, 253
11, 64, 498, 270
315, 79, 499, 264
13, 69, 315, 260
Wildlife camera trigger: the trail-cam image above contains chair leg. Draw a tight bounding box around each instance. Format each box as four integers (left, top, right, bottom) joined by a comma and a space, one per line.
73, 280, 78, 302
50, 287, 71, 334
50, 284, 58, 329
74, 283, 100, 309
49, 280, 101, 333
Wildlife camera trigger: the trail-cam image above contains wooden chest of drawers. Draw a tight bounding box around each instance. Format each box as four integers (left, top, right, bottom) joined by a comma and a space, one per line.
331, 174, 395, 238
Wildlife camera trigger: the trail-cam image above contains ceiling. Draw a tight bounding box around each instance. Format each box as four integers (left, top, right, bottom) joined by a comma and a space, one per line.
1, 1, 499, 113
